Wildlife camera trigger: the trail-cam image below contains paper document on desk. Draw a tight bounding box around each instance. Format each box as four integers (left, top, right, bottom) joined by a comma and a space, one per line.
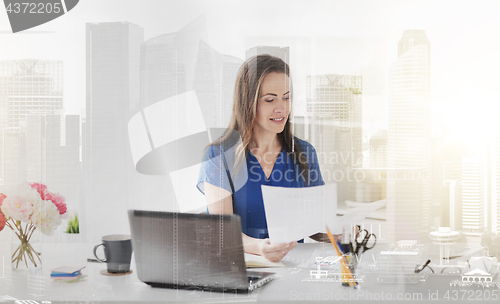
262, 184, 337, 244
244, 253, 285, 268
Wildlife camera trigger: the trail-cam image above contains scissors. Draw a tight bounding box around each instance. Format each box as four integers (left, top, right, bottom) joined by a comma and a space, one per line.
354, 229, 377, 256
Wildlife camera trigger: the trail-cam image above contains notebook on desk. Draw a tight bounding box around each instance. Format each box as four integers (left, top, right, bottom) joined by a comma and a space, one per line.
128, 210, 275, 293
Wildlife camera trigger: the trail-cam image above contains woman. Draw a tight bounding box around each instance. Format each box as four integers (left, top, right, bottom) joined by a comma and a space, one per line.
197, 54, 324, 262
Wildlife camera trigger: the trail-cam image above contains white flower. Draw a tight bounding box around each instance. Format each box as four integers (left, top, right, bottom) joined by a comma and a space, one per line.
19, 183, 42, 205
1, 195, 34, 222
1, 183, 43, 223
30, 200, 62, 235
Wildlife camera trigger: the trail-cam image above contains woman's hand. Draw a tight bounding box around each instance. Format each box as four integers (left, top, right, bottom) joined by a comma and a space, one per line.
258, 239, 298, 262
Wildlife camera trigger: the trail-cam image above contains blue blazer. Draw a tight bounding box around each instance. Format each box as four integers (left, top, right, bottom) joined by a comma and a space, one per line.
197, 137, 324, 239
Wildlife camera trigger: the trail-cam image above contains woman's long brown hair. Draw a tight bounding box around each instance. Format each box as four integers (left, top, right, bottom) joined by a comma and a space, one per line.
213, 54, 309, 184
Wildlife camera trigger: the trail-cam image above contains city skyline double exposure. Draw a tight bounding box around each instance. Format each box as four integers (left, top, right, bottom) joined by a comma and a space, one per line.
0, 2, 499, 249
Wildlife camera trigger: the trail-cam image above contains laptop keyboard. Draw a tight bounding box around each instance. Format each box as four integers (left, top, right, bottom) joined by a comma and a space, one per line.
248, 274, 274, 291
248, 276, 261, 283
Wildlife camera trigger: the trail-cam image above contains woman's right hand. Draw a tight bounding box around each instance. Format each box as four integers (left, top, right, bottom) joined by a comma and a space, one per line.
258, 238, 297, 262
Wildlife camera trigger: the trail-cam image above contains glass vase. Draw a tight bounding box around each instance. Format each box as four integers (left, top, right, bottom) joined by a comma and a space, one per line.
10, 222, 42, 270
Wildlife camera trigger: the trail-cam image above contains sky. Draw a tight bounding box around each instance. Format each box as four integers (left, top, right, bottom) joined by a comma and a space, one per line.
1, 0, 499, 143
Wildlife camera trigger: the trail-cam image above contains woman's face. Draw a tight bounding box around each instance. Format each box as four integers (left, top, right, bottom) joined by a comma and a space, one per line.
254, 72, 291, 137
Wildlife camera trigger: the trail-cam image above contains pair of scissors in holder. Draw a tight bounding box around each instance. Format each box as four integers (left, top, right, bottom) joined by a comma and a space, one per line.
354, 229, 377, 256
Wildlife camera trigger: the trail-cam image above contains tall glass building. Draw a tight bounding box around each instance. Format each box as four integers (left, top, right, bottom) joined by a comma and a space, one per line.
141, 16, 242, 129
0, 59, 63, 185
85, 22, 144, 239
461, 157, 485, 233
387, 30, 431, 241
306, 75, 362, 203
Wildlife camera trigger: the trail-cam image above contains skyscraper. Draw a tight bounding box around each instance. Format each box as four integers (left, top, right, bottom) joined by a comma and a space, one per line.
141, 16, 242, 129
0, 59, 64, 185
26, 114, 81, 208
431, 129, 466, 230
85, 22, 144, 240
306, 74, 362, 203
140, 16, 207, 109
294, 114, 340, 183
369, 130, 387, 168
496, 135, 500, 233
3, 133, 25, 185
137, 17, 243, 212
461, 157, 485, 233
387, 30, 431, 241
194, 41, 242, 129
388, 30, 431, 169
398, 30, 430, 89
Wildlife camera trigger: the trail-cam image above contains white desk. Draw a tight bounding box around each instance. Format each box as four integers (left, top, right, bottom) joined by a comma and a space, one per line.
0, 242, 495, 303
1, 242, 259, 303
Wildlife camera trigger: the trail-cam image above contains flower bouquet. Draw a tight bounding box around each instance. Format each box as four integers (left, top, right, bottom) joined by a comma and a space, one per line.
0, 183, 67, 269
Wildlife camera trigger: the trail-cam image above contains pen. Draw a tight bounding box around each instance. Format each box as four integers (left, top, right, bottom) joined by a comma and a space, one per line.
336, 241, 344, 254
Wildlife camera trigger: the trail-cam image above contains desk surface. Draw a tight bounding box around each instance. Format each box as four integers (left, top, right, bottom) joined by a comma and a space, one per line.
0, 242, 497, 303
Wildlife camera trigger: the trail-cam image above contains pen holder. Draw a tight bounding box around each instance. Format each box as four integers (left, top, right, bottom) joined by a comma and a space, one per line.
339, 243, 355, 286
341, 253, 356, 287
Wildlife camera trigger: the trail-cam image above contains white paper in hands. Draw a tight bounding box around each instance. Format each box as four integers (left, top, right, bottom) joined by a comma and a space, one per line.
261, 184, 337, 244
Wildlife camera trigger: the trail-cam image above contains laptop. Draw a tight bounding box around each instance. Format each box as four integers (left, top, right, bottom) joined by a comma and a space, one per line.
128, 210, 275, 293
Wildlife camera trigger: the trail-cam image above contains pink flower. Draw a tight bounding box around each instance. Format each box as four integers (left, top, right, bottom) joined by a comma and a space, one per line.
0, 193, 5, 231
0, 208, 5, 231
45, 191, 67, 215
30, 183, 48, 200
0, 211, 5, 232
29, 183, 67, 215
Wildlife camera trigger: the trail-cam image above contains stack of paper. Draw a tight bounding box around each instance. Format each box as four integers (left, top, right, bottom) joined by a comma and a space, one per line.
51, 266, 86, 283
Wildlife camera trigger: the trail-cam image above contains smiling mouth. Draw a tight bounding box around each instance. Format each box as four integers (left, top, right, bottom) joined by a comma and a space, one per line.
270, 118, 284, 121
